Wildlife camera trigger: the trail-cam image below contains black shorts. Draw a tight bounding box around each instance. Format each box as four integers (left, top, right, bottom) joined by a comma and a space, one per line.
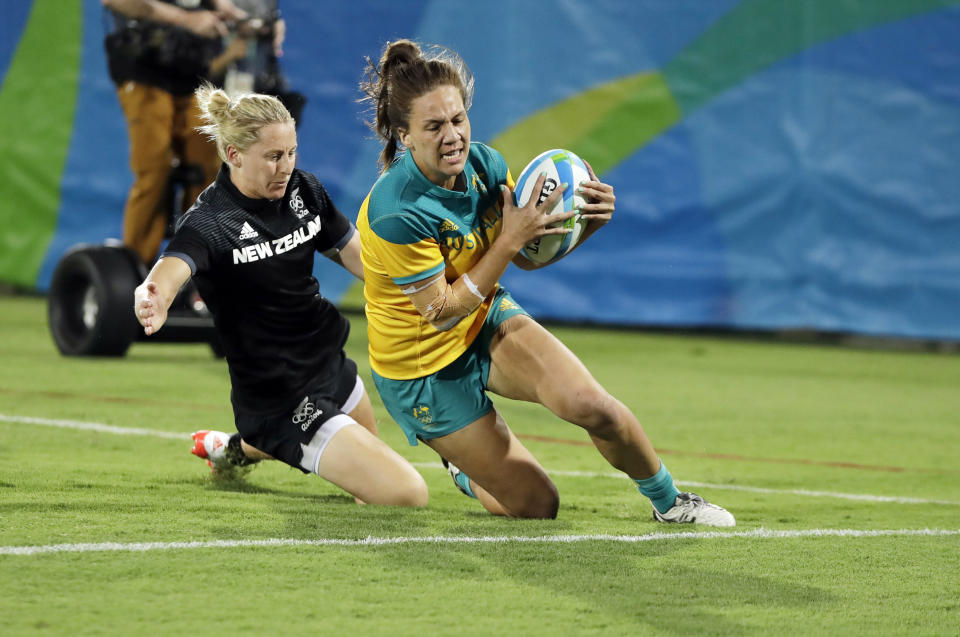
234, 356, 360, 474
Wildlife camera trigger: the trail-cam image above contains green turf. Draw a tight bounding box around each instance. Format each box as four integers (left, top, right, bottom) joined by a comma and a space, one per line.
1, 294, 958, 636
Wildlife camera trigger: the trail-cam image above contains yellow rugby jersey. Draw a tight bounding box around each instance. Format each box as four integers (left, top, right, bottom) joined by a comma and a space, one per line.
358, 143, 514, 379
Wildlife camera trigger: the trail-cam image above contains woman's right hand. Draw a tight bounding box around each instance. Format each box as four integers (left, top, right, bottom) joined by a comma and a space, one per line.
133, 257, 192, 336
134, 281, 169, 336
498, 175, 575, 254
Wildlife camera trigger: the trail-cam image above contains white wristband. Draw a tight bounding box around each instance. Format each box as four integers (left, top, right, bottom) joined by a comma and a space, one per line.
462, 273, 485, 301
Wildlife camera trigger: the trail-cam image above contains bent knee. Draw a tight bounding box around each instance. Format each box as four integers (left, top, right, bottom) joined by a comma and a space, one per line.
560, 388, 624, 431
511, 482, 560, 519
387, 472, 430, 508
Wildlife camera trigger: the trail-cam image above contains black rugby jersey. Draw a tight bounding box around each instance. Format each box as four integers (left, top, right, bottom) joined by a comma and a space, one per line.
164, 166, 354, 415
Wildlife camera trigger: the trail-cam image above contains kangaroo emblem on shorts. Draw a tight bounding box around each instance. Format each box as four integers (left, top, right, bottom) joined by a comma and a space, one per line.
413, 405, 432, 425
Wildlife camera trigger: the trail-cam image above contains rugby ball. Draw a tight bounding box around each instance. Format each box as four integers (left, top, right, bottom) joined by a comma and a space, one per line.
513, 148, 590, 264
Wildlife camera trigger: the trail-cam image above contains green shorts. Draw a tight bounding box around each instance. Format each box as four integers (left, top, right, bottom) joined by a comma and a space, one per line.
372, 287, 528, 446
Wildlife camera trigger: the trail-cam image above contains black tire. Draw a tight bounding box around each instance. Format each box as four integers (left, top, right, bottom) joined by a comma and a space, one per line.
47, 244, 144, 356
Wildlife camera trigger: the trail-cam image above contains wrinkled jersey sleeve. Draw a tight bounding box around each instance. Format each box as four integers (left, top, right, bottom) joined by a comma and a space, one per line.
367, 208, 444, 286
164, 224, 212, 275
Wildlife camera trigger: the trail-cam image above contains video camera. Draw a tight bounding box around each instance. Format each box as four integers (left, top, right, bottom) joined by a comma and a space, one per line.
104, 14, 221, 84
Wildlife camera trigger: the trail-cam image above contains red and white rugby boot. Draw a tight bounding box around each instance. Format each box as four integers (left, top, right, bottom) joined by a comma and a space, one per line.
190, 430, 231, 473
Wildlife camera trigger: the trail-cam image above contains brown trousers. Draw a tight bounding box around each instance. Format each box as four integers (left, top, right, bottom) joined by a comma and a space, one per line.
116, 81, 220, 264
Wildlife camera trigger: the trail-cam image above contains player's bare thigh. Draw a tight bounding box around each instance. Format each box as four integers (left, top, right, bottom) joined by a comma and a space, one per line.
487, 314, 606, 418
316, 387, 428, 507
423, 407, 558, 518
316, 421, 428, 507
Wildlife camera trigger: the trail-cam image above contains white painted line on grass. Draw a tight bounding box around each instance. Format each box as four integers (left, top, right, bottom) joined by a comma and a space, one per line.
4, 413, 958, 507
2, 528, 958, 557
0, 413, 186, 440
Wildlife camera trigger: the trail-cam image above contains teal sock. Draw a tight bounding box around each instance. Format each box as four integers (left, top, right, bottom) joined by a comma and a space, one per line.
454, 471, 477, 498
634, 461, 680, 514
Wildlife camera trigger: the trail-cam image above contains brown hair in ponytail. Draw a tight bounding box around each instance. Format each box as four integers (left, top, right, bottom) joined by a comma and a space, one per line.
359, 40, 474, 172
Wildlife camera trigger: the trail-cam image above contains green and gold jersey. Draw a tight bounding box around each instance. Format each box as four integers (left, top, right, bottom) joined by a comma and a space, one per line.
358, 143, 513, 380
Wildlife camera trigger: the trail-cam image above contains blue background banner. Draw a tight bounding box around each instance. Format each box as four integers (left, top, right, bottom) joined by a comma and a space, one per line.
2, 0, 959, 340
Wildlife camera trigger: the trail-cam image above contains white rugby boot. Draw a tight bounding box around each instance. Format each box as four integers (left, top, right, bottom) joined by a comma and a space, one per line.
653, 492, 736, 527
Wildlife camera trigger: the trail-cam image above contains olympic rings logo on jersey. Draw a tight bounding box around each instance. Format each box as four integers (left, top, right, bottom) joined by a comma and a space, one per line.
289, 187, 308, 218
289, 188, 305, 211
292, 395, 322, 431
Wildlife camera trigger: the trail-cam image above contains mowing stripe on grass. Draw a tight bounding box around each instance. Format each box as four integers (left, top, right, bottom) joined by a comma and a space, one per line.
2, 528, 958, 557
671, 480, 960, 506
3, 403, 951, 474
520, 433, 956, 474
537, 469, 960, 506
4, 413, 958, 507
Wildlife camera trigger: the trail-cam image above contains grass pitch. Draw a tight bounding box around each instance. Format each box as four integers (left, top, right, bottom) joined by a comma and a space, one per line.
1, 294, 958, 636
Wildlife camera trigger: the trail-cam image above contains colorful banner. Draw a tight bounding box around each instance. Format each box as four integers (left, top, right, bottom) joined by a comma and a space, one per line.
2, 0, 959, 340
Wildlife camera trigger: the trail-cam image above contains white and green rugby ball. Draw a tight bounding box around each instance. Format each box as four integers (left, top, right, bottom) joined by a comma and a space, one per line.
513, 148, 590, 264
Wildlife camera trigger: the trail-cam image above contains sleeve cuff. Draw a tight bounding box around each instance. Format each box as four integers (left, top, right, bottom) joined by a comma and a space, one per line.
392, 261, 445, 286
320, 224, 356, 257
160, 251, 197, 275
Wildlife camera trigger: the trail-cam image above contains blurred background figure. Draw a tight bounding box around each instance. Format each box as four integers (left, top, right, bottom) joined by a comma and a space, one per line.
216, 0, 306, 125
102, 0, 245, 265
8, 3, 958, 346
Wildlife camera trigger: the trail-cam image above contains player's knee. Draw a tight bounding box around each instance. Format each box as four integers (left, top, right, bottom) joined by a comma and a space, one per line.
511, 481, 559, 519
563, 387, 623, 435
389, 470, 430, 508
405, 475, 430, 508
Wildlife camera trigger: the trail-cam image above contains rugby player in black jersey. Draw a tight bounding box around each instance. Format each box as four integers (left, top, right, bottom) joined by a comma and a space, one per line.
133, 84, 428, 507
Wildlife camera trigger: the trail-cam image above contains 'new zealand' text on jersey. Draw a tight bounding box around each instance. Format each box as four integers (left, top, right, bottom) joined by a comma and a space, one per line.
164, 167, 354, 414
358, 143, 514, 380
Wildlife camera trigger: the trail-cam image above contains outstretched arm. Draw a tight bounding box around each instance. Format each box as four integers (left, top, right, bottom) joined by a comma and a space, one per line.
134, 256, 192, 336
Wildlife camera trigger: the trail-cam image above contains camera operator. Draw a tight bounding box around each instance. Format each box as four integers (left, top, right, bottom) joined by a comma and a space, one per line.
102, 0, 246, 265
216, 0, 306, 125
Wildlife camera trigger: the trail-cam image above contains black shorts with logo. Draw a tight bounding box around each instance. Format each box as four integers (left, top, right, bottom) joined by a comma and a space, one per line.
234, 356, 358, 473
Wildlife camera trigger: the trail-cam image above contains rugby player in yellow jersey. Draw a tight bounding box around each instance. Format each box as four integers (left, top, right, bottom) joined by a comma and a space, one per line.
356, 40, 734, 525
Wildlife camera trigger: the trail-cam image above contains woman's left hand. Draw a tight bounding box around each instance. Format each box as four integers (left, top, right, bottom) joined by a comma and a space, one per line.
576, 160, 615, 226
